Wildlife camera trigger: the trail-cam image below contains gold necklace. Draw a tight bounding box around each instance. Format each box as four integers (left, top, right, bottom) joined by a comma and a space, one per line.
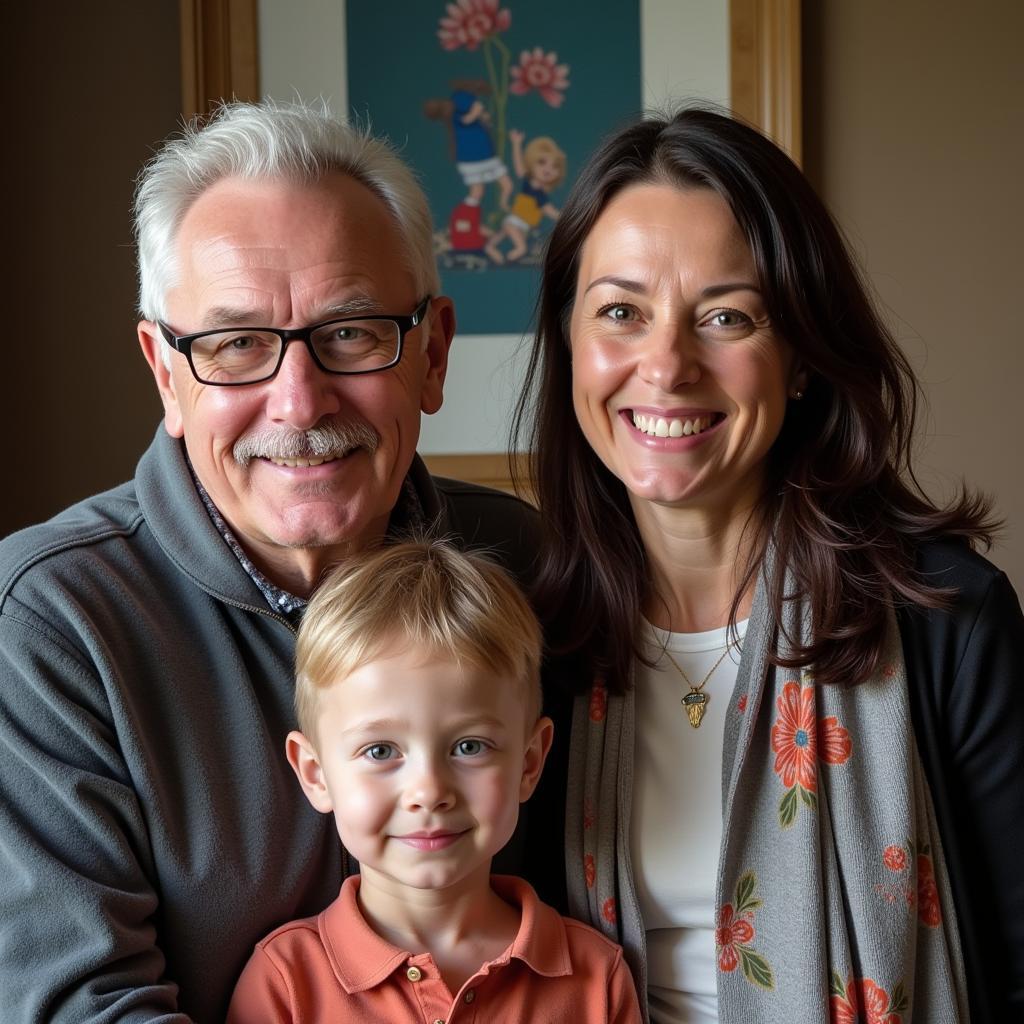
663, 645, 735, 729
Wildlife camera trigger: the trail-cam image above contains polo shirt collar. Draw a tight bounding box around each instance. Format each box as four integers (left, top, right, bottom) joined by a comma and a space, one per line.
319, 874, 572, 994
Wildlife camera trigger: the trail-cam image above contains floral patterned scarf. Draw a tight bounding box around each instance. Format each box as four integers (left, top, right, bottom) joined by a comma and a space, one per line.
565, 557, 969, 1022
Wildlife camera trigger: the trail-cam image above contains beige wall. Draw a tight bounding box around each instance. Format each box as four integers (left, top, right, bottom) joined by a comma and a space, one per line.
803, 0, 1024, 592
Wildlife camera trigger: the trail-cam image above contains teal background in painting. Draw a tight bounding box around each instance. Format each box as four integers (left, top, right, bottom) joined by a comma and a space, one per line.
347, 0, 640, 335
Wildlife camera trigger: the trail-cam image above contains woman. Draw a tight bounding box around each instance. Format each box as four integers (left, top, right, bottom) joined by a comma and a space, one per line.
515, 109, 1023, 1022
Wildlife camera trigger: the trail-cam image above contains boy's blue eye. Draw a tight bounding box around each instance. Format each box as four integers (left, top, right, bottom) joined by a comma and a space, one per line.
364, 743, 395, 761
453, 739, 485, 757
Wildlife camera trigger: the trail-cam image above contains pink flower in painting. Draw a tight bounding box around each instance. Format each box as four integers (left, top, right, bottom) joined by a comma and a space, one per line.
509, 48, 570, 107
437, 0, 511, 51
883, 845, 908, 872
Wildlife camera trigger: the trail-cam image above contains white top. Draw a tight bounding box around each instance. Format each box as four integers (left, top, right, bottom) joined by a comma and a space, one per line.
630, 619, 747, 1024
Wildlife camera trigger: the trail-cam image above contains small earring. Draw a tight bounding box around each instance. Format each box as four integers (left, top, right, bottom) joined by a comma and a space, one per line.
792, 389, 804, 400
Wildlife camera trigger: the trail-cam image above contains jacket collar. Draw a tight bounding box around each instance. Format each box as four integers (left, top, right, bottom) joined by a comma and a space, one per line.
135, 427, 446, 615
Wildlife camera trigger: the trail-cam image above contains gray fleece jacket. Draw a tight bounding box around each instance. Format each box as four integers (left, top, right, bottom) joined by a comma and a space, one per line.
0, 428, 540, 1023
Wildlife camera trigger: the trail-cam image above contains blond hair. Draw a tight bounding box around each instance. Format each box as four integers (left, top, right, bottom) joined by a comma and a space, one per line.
295, 541, 542, 737
523, 136, 567, 188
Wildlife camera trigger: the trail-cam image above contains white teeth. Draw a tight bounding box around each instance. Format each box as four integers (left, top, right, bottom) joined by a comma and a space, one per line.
631, 412, 713, 437
268, 455, 338, 468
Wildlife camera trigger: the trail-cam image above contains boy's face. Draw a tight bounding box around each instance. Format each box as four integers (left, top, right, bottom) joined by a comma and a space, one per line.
287, 643, 552, 899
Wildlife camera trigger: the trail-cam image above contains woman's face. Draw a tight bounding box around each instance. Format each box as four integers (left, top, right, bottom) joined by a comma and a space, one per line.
569, 183, 803, 515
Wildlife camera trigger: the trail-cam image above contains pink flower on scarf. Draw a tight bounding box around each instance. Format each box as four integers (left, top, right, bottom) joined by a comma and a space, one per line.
716, 871, 774, 989
589, 683, 607, 722
917, 855, 942, 927
830, 973, 908, 1024
772, 682, 852, 790
771, 681, 820, 791
601, 897, 617, 924
715, 903, 755, 972
584, 853, 596, 889
883, 845, 908, 872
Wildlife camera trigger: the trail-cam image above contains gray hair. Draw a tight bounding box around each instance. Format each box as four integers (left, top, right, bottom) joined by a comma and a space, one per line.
133, 98, 439, 323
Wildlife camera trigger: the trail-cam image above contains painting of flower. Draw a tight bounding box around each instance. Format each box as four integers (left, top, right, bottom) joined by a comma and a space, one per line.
438, 0, 511, 51
347, 0, 641, 333
509, 48, 570, 106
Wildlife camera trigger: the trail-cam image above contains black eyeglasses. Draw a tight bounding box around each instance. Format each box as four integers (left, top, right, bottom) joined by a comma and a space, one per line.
157, 296, 432, 386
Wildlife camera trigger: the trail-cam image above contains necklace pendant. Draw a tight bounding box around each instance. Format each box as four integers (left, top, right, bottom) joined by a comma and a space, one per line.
682, 689, 708, 729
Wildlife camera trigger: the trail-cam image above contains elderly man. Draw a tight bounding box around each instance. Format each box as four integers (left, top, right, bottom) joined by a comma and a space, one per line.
0, 102, 541, 1022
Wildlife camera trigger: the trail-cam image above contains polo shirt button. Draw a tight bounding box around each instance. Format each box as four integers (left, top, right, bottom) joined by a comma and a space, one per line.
464, 990, 476, 1003
406, 966, 422, 982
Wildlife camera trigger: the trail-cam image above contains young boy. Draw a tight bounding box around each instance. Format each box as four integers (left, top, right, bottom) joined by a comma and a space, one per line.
227, 541, 641, 1023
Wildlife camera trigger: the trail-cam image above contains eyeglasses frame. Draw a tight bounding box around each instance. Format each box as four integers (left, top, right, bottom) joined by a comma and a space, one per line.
156, 295, 433, 387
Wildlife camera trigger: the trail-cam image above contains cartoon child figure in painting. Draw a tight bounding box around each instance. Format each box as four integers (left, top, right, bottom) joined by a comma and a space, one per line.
450, 86, 513, 207
485, 129, 567, 264
431, 83, 513, 251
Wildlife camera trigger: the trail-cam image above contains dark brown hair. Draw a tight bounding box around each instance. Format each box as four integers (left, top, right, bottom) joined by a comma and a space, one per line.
512, 108, 996, 692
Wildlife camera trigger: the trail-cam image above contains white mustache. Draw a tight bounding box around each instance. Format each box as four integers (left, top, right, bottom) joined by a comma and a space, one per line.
233, 421, 380, 467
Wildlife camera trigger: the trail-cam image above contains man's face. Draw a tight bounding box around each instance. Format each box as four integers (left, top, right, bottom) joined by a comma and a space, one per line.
139, 173, 453, 589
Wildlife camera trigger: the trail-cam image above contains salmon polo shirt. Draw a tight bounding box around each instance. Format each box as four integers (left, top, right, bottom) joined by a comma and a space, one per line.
227, 874, 642, 1023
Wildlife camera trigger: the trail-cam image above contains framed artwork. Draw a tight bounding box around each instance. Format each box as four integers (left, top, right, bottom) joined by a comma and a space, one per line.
347, 0, 641, 337
183, 0, 802, 484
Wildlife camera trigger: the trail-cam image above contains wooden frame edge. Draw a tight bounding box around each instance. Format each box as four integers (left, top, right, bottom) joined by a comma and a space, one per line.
179, 0, 259, 119
184, 1, 802, 167
730, 0, 802, 165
